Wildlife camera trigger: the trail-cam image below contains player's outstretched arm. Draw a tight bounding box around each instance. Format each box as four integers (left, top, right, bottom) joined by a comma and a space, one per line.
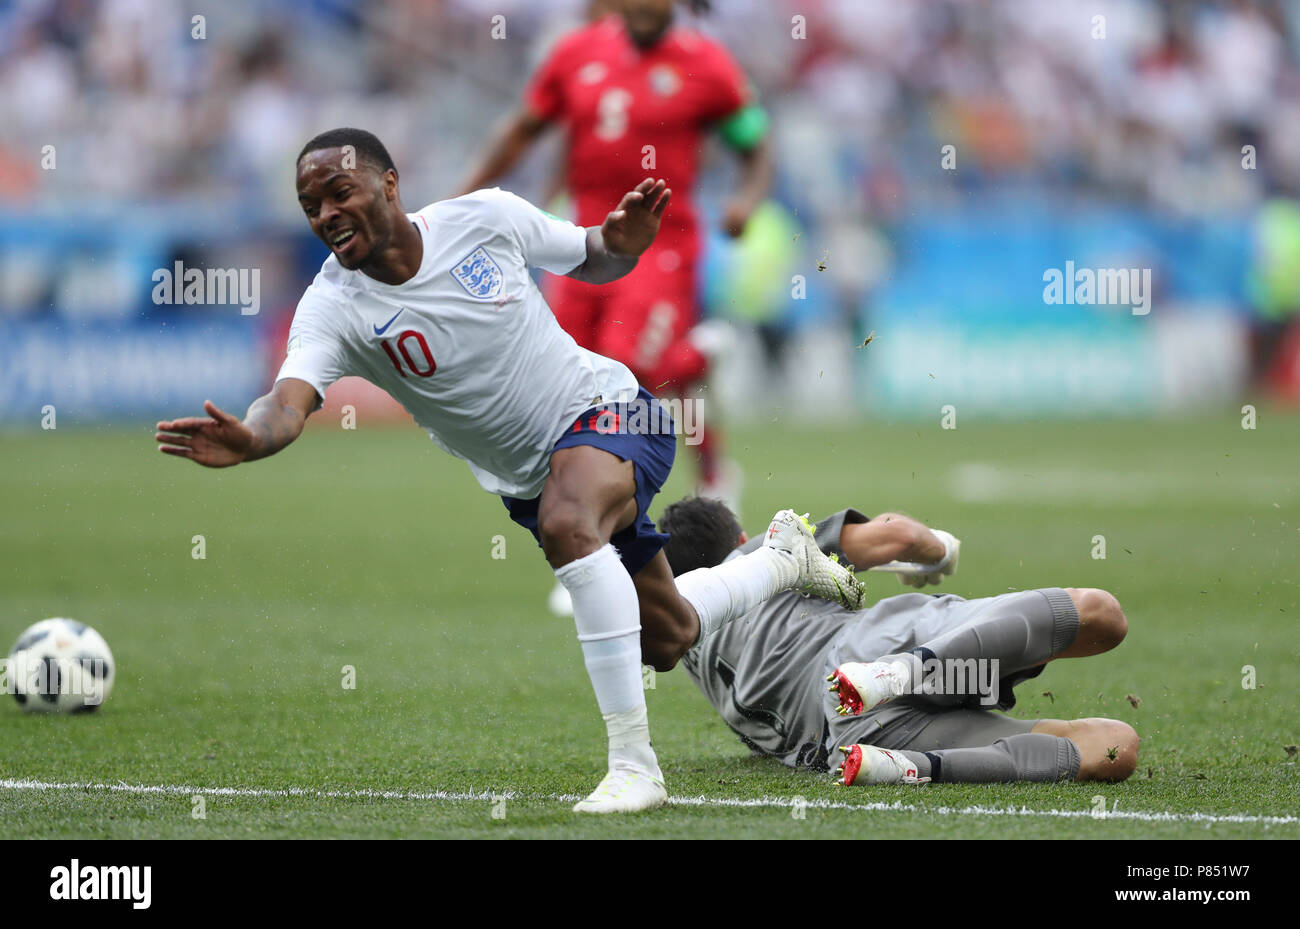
567, 178, 671, 285
842, 513, 960, 588
722, 134, 773, 238
155, 378, 318, 467
840, 514, 947, 569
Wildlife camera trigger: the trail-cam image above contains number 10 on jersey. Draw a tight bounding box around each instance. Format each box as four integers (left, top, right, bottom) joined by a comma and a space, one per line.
380, 329, 437, 378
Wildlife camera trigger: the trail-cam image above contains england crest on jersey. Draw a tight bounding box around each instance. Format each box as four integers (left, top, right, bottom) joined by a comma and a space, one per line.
452, 246, 504, 300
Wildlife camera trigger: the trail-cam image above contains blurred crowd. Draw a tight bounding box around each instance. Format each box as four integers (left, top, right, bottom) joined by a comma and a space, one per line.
2, 0, 1298, 218
4, 0, 1299, 371
2, 0, 1298, 411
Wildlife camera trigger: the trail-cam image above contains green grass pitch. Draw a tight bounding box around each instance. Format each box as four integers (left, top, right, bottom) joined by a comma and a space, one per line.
1, 413, 1297, 838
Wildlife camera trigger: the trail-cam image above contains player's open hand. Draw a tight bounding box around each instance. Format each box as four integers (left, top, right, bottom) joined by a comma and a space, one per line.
601, 178, 671, 258
155, 400, 254, 468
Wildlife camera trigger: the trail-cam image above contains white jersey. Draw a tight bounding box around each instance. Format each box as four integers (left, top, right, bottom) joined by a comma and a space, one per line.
275, 188, 639, 498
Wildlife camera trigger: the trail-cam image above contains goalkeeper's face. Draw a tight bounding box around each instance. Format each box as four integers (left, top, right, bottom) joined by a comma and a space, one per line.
296, 148, 399, 272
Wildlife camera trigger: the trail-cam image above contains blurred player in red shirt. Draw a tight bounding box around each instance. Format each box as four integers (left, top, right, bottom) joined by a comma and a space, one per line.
459, 0, 771, 504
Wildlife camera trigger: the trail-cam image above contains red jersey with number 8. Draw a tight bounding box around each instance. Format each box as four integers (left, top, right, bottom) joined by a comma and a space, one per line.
526, 15, 750, 252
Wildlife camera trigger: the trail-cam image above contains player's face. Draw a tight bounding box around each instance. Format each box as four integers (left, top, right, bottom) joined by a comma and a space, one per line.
620, 0, 674, 46
296, 148, 396, 271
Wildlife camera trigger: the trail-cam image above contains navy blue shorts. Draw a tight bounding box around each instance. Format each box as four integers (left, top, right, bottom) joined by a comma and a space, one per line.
502, 387, 677, 577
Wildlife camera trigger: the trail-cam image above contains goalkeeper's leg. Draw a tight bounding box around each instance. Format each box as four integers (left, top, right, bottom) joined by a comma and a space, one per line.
830, 587, 1126, 715
834, 711, 1139, 785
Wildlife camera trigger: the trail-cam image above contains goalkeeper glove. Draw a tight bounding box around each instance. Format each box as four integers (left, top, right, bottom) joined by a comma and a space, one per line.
898, 529, 961, 588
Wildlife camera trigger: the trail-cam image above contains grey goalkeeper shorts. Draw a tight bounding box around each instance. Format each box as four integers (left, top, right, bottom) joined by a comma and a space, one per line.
822, 587, 1080, 755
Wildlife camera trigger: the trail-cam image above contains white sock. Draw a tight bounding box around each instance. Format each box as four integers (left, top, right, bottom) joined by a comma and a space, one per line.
554, 544, 660, 774
676, 546, 797, 647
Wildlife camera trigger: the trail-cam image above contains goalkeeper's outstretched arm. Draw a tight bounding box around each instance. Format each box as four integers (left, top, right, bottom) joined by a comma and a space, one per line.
839, 513, 947, 569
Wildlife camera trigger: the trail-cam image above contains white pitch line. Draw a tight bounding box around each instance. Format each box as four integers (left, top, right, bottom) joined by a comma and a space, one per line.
2, 778, 1296, 826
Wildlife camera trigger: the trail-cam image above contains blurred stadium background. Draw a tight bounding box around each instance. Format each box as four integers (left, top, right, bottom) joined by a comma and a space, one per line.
4, 0, 1300, 426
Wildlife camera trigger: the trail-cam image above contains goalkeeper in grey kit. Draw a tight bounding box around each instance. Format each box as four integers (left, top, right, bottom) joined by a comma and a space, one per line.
661, 498, 1139, 786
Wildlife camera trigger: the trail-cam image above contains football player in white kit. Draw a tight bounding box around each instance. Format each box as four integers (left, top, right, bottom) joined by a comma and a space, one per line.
156, 128, 866, 813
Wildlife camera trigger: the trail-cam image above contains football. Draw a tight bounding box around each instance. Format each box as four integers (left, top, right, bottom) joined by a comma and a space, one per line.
5, 618, 114, 713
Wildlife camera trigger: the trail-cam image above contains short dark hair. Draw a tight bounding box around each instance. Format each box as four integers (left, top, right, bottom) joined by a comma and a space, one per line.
658, 496, 743, 575
297, 128, 397, 178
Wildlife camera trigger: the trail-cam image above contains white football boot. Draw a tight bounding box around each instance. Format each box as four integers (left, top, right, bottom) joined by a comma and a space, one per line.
827, 659, 913, 716
835, 744, 931, 786
573, 762, 668, 814
762, 509, 868, 610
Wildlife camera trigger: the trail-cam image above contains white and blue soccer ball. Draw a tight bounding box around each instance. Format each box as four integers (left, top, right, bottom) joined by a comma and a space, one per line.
5, 618, 115, 713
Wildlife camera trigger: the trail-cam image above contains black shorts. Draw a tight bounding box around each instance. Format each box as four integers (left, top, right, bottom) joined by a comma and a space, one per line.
501, 387, 677, 577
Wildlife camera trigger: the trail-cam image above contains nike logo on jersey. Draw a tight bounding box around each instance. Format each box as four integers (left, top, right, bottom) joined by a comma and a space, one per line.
373, 308, 404, 335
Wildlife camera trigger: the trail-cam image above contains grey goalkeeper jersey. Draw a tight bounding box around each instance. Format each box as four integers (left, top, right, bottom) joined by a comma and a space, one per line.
680, 509, 870, 770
